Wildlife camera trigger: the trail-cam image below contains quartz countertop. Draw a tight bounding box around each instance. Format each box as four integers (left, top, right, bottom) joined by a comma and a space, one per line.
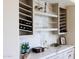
27, 45, 74, 59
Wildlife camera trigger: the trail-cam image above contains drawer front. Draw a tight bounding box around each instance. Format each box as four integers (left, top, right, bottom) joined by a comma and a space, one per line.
46, 56, 57, 59
57, 48, 74, 59
65, 48, 75, 59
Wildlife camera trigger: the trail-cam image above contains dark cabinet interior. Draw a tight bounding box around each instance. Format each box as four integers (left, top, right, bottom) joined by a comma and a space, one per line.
60, 8, 67, 33
19, 0, 33, 35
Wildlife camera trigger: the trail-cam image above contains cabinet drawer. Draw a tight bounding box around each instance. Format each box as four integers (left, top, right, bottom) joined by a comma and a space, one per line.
66, 48, 74, 54
65, 48, 75, 59
46, 56, 57, 59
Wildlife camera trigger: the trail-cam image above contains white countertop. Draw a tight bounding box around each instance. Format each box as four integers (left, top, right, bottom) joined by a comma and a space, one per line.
27, 45, 74, 59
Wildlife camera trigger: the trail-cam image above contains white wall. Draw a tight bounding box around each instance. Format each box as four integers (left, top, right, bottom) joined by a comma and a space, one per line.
66, 6, 75, 45
3, 0, 20, 59
20, 32, 58, 48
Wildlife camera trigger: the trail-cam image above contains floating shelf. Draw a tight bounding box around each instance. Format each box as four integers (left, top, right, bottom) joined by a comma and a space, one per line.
19, 1, 32, 8
36, 28, 58, 31
34, 11, 58, 17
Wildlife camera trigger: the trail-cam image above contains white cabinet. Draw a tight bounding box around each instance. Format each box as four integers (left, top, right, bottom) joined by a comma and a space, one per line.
46, 48, 74, 59
66, 51, 74, 59
57, 52, 65, 59
28, 46, 74, 59
64, 48, 75, 59
57, 48, 74, 59
46, 56, 57, 59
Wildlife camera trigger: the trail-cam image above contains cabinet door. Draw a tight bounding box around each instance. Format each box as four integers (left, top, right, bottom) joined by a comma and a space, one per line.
65, 49, 74, 59
57, 52, 65, 59
57, 48, 74, 59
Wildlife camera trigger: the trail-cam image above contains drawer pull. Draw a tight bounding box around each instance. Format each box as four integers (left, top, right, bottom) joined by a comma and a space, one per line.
68, 54, 71, 59
67, 51, 72, 53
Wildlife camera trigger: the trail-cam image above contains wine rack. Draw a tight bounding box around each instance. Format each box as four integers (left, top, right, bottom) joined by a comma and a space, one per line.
19, 0, 33, 35
60, 8, 67, 33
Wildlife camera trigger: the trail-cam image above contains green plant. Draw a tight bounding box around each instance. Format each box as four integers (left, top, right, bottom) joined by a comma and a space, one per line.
20, 42, 30, 54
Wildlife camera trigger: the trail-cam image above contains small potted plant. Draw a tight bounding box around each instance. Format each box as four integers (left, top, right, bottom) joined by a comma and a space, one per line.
20, 42, 30, 59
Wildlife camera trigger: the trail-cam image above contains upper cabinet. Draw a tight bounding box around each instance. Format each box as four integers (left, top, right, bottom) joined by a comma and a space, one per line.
19, 0, 33, 35
19, 0, 68, 35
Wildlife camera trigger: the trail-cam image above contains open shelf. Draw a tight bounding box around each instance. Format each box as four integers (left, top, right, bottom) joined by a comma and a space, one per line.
20, 29, 32, 32
48, 22, 58, 24
59, 32, 66, 35
60, 13, 66, 15
19, 23, 32, 27
19, 7, 32, 13
59, 8, 67, 33
19, 0, 33, 35
19, 12, 32, 18
60, 25, 66, 27
34, 11, 58, 17
19, 17, 32, 22
60, 16, 66, 18
60, 28, 66, 30
36, 28, 58, 31
60, 21, 66, 24
19, 1, 32, 8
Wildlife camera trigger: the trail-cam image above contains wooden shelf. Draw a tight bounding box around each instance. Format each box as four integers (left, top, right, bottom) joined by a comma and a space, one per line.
19, 0, 33, 35
34, 11, 58, 17
60, 13, 66, 15
60, 28, 66, 30
59, 8, 67, 33
48, 22, 58, 24
60, 25, 66, 27
60, 16, 66, 18
36, 28, 58, 31
60, 22, 66, 24
19, 7, 32, 13
19, 1, 32, 8
60, 19, 66, 22
19, 17, 32, 22
59, 32, 66, 35
19, 12, 32, 18
19, 29, 32, 32
19, 23, 32, 27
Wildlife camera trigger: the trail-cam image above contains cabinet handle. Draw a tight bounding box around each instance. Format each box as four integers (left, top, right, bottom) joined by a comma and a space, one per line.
68, 54, 71, 59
